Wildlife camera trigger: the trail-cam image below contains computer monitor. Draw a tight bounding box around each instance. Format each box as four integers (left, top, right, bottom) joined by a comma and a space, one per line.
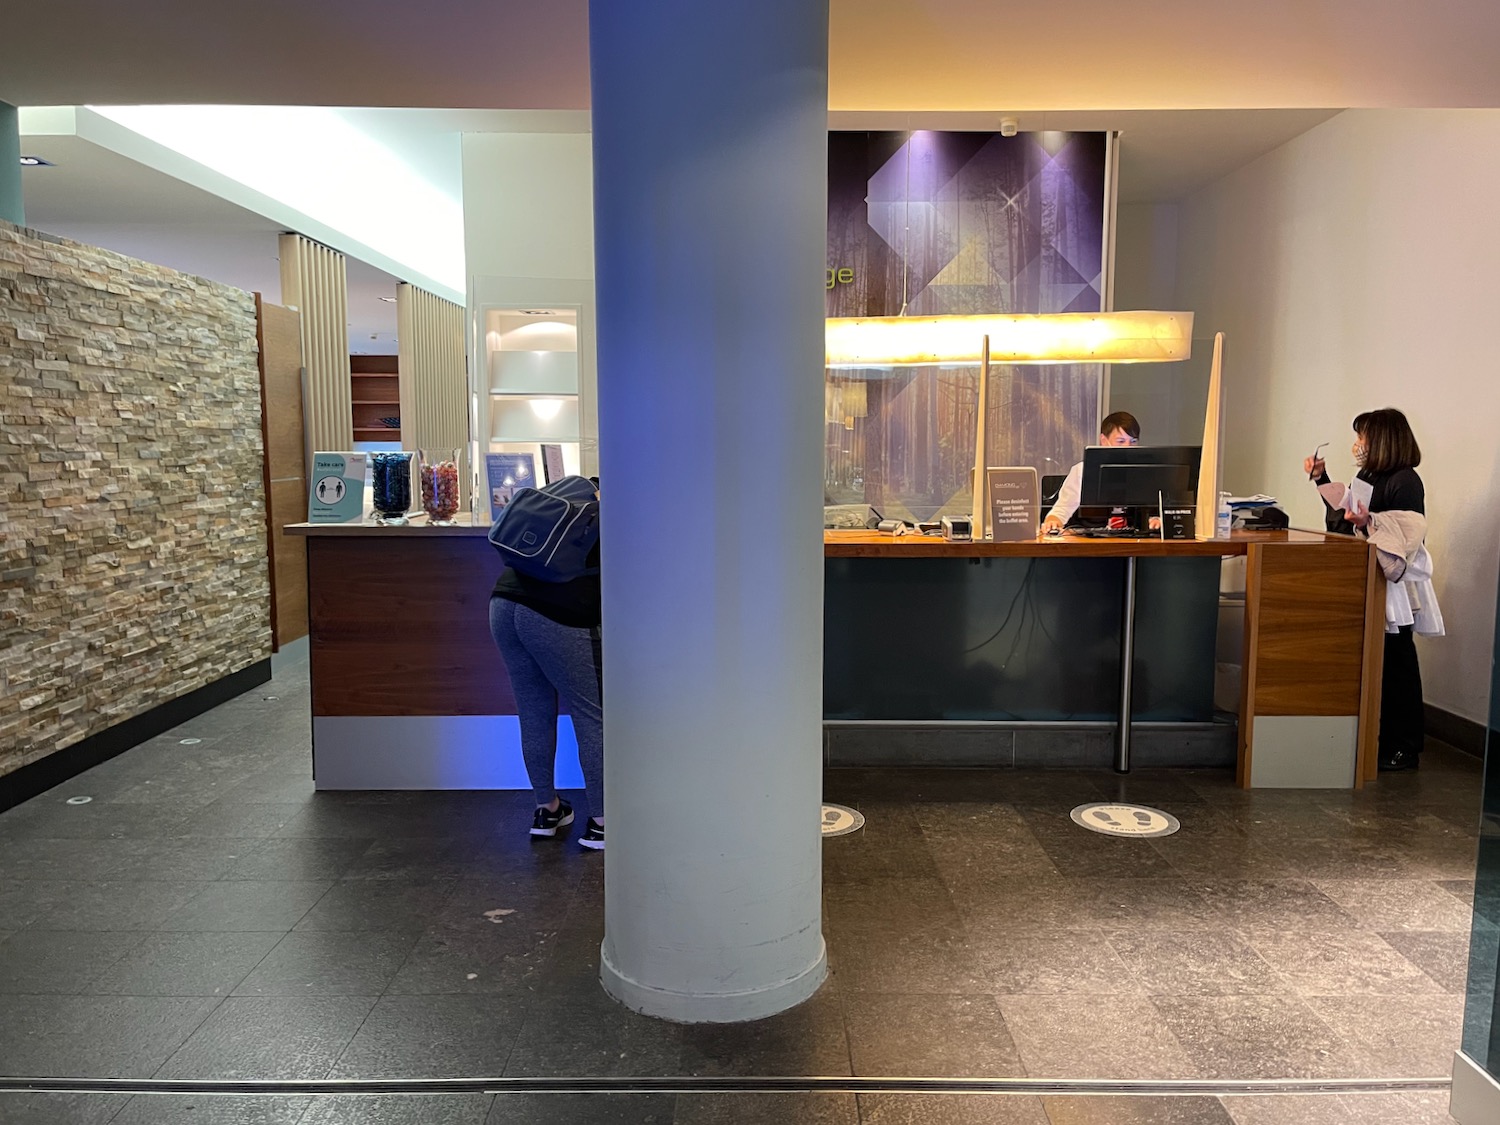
1079, 445, 1202, 511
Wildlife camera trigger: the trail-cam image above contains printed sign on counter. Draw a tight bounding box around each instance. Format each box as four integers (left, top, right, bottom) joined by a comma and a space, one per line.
485, 452, 537, 521
307, 452, 367, 523
986, 467, 1039, 542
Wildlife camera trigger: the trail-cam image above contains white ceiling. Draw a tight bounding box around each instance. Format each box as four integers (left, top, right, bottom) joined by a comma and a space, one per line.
4, 1, 1500, 111
19, 135, 402, 353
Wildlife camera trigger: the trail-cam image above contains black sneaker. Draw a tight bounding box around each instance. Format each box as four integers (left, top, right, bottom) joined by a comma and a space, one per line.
1378, 750, 1420, 772
530, 799, 574, 838
579, 817, 604, 851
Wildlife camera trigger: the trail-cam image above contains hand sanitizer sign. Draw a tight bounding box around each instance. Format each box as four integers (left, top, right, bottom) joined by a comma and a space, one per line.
308, 452, 367, 523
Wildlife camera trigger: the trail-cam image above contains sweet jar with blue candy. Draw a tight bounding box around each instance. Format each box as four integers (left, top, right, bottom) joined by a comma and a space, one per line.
370, 451, 414, 524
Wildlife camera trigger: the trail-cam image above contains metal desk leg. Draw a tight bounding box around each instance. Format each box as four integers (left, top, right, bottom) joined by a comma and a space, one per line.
1116, 556, 1138, 773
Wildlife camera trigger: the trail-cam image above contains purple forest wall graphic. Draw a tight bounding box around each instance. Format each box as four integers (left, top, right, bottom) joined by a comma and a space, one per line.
825, 130, 1108, 521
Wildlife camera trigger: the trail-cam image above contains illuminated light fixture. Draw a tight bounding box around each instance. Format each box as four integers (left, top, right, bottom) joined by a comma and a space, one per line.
824, 311, 1194, 368
529, 398, 564, 420
19, 156, 54, 167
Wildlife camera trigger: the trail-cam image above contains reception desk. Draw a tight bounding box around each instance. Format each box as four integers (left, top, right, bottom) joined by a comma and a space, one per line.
288, 522, 1383, 790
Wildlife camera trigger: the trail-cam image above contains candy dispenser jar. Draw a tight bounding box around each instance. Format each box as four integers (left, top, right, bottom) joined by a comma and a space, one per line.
419, 448, 463, 524
370, 451, 414, 524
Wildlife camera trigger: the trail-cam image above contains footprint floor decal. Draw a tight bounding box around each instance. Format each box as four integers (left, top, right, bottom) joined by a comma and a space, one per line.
1070, 803, 1180, 838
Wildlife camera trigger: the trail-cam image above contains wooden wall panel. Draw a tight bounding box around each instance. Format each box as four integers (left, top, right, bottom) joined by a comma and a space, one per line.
256, 296, 309, 648
397, 284, 470, 506
308, 537, 517, 716
279, 234, 352, 451
1249, 541, 1371, 716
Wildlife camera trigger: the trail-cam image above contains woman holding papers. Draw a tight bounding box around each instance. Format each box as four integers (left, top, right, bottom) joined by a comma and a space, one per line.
1304, 408, 1440, 771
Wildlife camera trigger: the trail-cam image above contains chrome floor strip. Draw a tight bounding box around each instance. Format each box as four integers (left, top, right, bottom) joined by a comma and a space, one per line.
0, 1076, 1453, 1097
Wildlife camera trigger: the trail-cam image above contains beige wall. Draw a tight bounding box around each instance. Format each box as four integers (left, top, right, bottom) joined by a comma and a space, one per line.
1174, 109, 1500, 723
0, 221, 272, 776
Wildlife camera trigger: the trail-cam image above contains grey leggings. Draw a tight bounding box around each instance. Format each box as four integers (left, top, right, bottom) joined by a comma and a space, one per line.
488, 598, 604, 819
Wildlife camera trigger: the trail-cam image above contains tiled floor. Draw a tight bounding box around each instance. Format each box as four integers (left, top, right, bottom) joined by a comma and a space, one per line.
0, 654, 1487, 1124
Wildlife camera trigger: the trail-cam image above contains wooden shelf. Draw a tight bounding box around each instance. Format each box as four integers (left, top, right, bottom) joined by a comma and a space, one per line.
354, 427, 402, 436
352, 399, 401, 406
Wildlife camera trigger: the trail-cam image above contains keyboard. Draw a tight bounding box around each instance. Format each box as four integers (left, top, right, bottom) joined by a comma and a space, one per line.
1070, 527, 1147, 538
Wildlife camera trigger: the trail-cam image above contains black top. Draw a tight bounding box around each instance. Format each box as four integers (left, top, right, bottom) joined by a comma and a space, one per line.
1318, 466, 1424, 535
491, 543, 601, 629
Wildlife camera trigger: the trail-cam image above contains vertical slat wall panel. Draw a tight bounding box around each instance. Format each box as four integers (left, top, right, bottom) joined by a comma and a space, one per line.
279, 233, 352, 451
398, 283, 470, 505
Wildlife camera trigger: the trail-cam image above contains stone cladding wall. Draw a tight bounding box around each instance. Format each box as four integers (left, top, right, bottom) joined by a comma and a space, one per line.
0, 221, 271, 777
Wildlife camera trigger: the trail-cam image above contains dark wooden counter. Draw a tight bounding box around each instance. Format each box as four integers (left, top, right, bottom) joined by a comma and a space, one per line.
823, 527, 1341, 558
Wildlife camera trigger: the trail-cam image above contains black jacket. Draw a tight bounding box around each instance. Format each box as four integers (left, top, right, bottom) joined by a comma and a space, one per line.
1318, 467, 1424, 536
491, 543, 601, 629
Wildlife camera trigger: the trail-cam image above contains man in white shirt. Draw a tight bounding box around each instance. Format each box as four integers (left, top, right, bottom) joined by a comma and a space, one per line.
1042, 411, 1142, 532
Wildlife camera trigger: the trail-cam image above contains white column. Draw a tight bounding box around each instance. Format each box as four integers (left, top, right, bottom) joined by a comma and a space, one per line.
589, 0, 830, 1021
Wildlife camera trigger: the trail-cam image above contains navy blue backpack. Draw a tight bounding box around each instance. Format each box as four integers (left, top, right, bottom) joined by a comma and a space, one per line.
487, 475, 600, 582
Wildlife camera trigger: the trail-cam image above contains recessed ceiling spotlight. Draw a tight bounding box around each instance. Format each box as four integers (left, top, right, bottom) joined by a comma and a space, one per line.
378, 296, 397, 303
518, 309, 557, 316
19, 156, 54, 167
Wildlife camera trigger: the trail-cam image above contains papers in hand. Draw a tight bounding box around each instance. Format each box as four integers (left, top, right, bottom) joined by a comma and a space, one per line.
1318, 478, 1374, 514
1225, 494, 1276, 508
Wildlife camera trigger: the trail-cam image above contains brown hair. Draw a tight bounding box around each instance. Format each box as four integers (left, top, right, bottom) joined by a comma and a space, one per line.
1100, 411, 1140, 441
1355, 408, 1421, 474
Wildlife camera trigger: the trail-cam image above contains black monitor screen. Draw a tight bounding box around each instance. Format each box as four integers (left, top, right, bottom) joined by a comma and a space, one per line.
1079, 445, 1202, 509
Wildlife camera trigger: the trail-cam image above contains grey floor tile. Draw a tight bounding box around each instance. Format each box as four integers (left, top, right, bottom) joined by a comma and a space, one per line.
92, 931, 283, 996
232, 931, 418, 996
328, 995, 527, 1079
857, 1093, 1050, 1124
1312, 879, 1477, 932
677, 986, 848, 1077
1147, 834, 1301, 880
0, 995, 221, 1077
673, 1093, 858, 1125
299, 1095, 496, 1124
108, 838, 269, 881
1219, 1094, 1355, 1124
0, 878, 85, 929
1150, 995, 1362, 1079
156, 995, 377, 1080
219, 838, 375, 881
944, 875, 1096, 934
1024, 828, 1178, 880
1334, 1091, 1457, 1124
172, 800, 312, 839
0, 837, 134, 881
27, 879, 212, 931
821, 802, 944, 884
1306, 994, 1465, 1078
998, 994, 1197, 1080
159, 881, 334, 932
0, 798, 190, 840
0, 929, 148, 993
1105, 930, 1286, 997
486, 1093, 673, 1125
111, 1094, 312, 1123
1042, 1097, 1237, 1124
505, 982, 683, 1078
1183, 879, 1358, 933
975, 928, 1142, 995
1075, 878, 1221, 931
291, 878, 457, 932
382, 919, 560, 996
1245, 929, 1444, 997
825, 879, 988, 994
339, 837, 490, 881
1380, 929, 1488, 993
0, 1092, 132, 1124
923, 829, 1062, 883
845, 993, 1022, 1077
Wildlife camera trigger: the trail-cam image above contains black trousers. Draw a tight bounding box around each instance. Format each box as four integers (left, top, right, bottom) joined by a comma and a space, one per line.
1380, 625, 1425, 759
